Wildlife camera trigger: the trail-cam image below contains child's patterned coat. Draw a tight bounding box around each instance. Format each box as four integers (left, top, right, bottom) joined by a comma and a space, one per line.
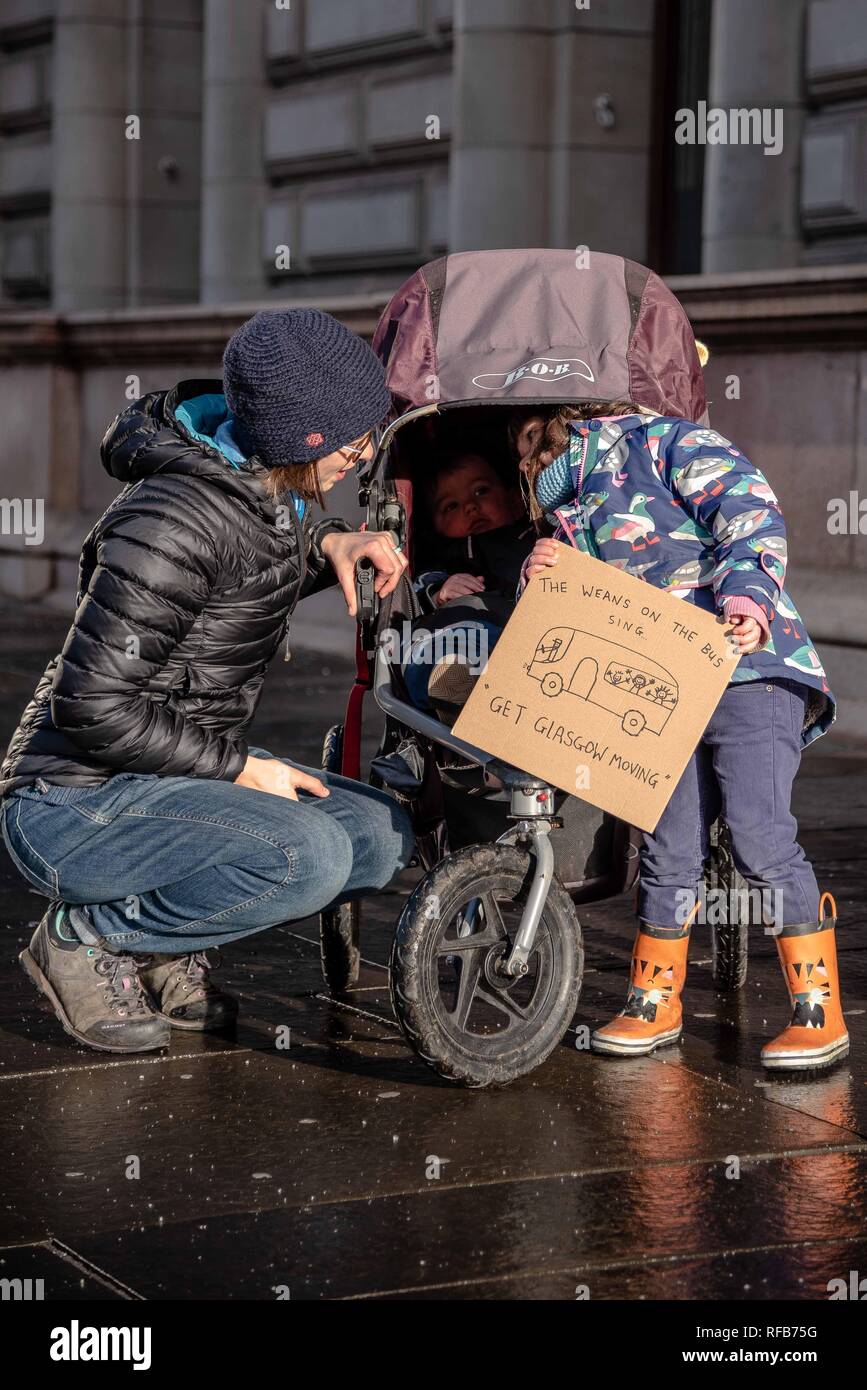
536, 414, 835, 748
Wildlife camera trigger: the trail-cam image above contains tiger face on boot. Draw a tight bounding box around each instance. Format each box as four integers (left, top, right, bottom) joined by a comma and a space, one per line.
622, 956, 676, 1024
784, 956, 832, 1030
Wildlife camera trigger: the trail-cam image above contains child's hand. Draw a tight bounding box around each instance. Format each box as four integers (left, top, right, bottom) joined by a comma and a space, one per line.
727, 616, 763, 654
436, 572, 486, 606
525, 537, 560, 578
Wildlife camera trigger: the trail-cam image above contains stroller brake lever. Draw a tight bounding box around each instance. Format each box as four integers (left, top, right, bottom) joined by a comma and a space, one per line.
356, 557, 378, 653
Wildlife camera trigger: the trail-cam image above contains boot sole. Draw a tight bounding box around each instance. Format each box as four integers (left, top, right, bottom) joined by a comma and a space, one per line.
153, 1009, 237, 1033
761, 1035, 850, 1071
20, 949, 170, 1055
590, 1025, 683, 1057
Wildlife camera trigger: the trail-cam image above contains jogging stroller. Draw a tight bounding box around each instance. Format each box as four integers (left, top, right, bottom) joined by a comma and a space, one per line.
319, 249, 750, 1087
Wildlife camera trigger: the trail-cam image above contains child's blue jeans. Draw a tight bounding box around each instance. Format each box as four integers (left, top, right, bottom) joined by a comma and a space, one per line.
639, 677, 819, 929
1, 747, 414, 954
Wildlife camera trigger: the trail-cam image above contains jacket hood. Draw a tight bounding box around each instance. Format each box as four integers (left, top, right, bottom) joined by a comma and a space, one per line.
100, 379, 273, 509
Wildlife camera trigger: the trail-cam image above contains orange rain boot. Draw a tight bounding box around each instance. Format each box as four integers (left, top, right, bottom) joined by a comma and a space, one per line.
761, 894, 849, 1071
591, 926, 690, 1057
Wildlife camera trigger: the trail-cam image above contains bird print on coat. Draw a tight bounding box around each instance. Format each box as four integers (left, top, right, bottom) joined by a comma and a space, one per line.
540, 413, 835, 747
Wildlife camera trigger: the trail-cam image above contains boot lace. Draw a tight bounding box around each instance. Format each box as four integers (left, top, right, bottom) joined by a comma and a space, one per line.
94, 953, 153, 1018
181, 951, 216, 998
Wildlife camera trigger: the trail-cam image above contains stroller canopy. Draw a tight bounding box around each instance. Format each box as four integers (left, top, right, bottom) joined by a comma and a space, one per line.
372, 249, 706, 423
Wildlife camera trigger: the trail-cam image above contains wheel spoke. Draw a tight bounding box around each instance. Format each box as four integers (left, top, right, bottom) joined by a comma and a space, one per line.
451, 951, 485, 1030
478, 892, 508, 939
435, 892, 509, 957
436, 928, 500, 954
475, 976, 536, 1024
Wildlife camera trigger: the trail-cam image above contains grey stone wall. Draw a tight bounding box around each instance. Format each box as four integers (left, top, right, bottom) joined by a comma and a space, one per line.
449, 0, 656, 260
4, 0, 867, 307
802, 0, 867, 263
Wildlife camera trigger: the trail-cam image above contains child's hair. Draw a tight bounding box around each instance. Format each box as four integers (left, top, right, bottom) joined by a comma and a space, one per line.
514, 400, 642, 519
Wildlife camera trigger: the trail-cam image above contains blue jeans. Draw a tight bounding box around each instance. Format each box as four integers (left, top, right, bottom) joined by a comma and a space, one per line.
1, 748, 414, 954
639, 678, 819, 929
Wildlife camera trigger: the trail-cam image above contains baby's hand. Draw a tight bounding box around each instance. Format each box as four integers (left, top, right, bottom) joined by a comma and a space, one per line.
727, 616, 763, 654
436, 572, 486, 606
525, 538, 560, 578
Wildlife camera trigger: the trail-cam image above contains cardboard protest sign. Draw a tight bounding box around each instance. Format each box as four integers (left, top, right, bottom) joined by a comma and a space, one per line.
452, 546, 740, 833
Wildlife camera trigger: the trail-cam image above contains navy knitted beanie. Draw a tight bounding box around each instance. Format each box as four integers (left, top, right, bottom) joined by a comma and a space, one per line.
222, 308, 392, 466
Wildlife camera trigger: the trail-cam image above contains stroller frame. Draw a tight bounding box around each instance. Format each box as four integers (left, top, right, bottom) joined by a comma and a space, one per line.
373, 641, 559, 979
318, 250, 753, 1085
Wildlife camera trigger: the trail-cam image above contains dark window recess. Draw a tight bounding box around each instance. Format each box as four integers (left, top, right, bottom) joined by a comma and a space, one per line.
649, 0, 712, 275
0, 209, 50, 304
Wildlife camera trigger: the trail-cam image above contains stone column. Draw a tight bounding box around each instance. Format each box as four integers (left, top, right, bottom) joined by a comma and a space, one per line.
200, 0, 266, 303
449, 0, 556, 251
449, 0, 656, 261
703, 0, 808, 271
51, 0, 129, 309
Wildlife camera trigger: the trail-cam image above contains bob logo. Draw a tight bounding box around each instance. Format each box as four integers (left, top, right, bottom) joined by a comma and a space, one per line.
471, 357, 595, 391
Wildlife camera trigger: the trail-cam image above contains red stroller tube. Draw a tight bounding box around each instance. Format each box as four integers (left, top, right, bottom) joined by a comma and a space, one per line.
341, 626, 371, 781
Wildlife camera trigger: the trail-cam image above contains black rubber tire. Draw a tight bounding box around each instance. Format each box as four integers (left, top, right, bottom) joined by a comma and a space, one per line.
320, 901, 361, 993
319, 722, 362, 992
321, 722, 344, 776
389, 842, 583, 1087
706, 819, 749, 991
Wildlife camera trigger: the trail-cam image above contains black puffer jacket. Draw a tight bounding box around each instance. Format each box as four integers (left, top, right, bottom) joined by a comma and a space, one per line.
0, 380, 351, 796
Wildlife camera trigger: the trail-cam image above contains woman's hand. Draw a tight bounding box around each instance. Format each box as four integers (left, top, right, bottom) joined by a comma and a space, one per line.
321, 530, 409, 617
235, 755, 329, 802
727, 616, 763, 655
525, 537, 560, 578
436, 572, 486, 606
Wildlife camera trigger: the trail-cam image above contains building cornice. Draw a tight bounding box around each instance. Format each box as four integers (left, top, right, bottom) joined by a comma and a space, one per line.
1, 264, 866, 364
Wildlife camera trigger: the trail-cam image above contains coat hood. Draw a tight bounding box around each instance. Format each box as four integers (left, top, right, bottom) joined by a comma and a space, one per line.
100, 379, 273, 509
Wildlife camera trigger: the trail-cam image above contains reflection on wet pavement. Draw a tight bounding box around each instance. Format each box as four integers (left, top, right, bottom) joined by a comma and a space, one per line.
0, 607, 865, 1299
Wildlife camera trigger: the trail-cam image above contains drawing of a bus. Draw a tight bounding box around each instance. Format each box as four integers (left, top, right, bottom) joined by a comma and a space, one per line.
526, 627, 679, 737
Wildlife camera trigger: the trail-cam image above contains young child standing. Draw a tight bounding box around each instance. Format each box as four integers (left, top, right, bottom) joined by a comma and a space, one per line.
516, 403, 845, 1072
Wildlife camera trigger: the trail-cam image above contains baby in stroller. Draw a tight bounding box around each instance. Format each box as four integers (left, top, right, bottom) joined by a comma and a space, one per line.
400, 434, 536, 723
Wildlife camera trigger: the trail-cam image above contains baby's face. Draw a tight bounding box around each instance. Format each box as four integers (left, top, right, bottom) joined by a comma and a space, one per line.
431, 457, 524, 539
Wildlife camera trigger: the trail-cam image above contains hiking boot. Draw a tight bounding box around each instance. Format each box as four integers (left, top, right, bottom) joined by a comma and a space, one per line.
20, 903, 170, 1053
138, 952, 238, 1031
591, 925, 689, 1057
761, 903, 849, 1071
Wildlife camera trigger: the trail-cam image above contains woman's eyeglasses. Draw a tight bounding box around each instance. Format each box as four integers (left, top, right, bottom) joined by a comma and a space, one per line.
339, 425, 384, 463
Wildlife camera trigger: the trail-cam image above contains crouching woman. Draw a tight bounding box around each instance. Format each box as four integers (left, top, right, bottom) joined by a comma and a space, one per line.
0, 309, 413, 1053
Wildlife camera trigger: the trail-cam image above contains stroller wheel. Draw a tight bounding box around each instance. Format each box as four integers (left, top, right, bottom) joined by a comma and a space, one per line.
319, 721, 362, 992
320, 901, 361, 993
706, 819, 749, 992
389, 843, 583, 1088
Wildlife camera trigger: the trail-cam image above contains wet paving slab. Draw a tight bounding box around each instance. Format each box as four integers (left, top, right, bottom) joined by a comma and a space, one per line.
0, 1240, 132, 1300
18, 1147, 867, 1300
1, 605, 866, 1299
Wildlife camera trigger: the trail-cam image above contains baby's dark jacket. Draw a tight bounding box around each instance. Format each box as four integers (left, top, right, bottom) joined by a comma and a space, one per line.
414, 518, 537, 613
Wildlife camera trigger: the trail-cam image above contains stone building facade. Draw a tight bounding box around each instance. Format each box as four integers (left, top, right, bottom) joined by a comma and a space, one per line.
2, 0, 867, 308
